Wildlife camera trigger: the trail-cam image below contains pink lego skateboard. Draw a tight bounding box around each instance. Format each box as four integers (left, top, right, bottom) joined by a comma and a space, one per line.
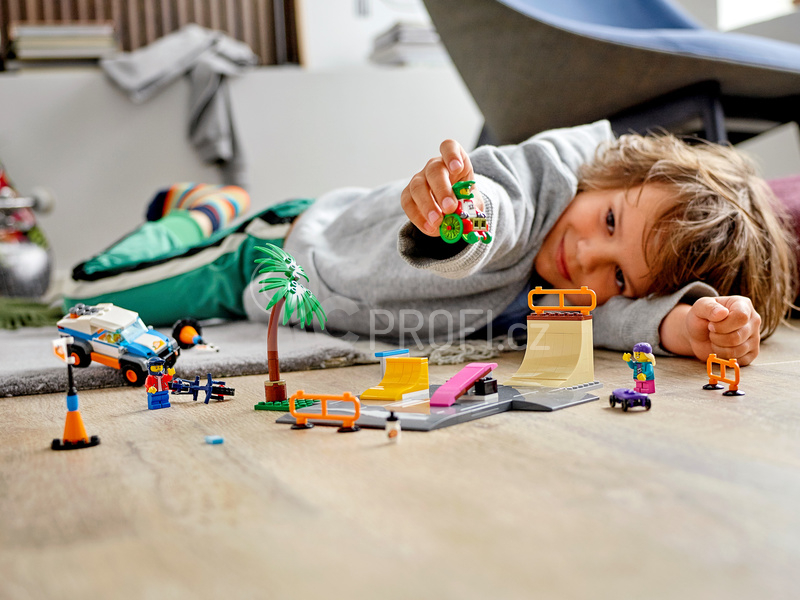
429, 362, 498, 407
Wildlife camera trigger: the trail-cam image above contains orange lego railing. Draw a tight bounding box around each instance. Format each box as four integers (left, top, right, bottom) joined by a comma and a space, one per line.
527, 286, 597, 315
706, 353, 740, 392
289, 390, 361, 430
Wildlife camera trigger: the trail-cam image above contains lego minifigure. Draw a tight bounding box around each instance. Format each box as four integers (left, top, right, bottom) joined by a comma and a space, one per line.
146, 357, 175, 410
623, 342, 656, 394
439, 181, 492, 245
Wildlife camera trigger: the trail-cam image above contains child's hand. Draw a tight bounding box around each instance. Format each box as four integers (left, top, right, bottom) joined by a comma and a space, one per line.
400, 139, 479, 236
684, 296, 761, 365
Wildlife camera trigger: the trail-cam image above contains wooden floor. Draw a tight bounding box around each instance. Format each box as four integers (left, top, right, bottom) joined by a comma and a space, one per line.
2, 324, 800, 599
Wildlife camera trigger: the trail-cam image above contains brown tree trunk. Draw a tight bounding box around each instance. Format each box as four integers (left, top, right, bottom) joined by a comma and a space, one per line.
264, 296, 287, 403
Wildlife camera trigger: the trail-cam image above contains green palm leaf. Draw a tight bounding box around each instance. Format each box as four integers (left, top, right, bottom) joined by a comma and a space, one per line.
303, 290, 327, 330
253, 245, 326, 330
257, 277, 292, 293
254, 245, 309, 281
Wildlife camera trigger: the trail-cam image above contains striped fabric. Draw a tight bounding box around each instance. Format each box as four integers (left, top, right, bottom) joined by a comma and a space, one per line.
146, 183, 250, 232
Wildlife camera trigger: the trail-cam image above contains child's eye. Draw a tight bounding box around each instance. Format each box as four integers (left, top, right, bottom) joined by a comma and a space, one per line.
615, 266, 626, 292
606, 209, 615, 234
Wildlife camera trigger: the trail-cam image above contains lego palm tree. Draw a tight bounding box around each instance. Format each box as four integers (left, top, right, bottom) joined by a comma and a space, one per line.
253, 244, 327, 405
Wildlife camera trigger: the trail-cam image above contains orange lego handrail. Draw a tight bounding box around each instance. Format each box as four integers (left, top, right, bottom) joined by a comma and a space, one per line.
706, 353, 740, 392
289, 390, 361, 429
527, 286, 597, 315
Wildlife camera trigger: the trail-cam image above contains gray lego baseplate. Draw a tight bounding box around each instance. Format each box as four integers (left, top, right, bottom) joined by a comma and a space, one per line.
275, 381, 601, 432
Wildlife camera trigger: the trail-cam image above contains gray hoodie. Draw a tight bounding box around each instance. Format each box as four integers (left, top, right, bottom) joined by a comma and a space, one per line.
273, 120, 715, 353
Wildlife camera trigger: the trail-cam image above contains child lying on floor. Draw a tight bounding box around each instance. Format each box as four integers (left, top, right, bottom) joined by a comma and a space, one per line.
63, 121, 798, 365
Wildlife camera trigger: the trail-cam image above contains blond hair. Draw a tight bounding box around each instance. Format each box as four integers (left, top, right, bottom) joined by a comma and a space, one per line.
578, 133, 798, 338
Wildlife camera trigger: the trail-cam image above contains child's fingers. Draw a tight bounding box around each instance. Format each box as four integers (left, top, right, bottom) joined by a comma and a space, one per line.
707, 323, 760, 366
708, 327, 753, 348
707, 297, 759, 334
685, 298, 721, 343
691, 297, 730, 324
734, 348, 758, 367
423, 158, 459, 215
401, 139, 476, 237
401, 171, 441, 237
439, 139, 474, 183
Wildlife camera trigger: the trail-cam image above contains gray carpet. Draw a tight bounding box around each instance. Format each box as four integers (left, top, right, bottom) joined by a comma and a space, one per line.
0, 321, 383, 397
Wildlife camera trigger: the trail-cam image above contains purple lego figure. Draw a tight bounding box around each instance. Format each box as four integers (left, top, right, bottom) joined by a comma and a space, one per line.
623, 342, 656, 395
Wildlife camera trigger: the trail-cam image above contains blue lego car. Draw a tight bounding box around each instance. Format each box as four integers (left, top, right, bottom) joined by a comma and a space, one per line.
609, 388, 652, 411
57, 303, 179, 386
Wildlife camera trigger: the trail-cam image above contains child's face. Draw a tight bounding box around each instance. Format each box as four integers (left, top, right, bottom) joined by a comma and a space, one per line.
535, 184, 673, 305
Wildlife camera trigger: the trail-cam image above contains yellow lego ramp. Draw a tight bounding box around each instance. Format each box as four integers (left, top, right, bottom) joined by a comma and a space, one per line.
360, 357, 429, 401
505, 315, 594, 388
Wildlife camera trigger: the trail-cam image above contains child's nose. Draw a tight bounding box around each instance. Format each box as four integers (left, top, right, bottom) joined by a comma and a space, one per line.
577, 239, 612, 272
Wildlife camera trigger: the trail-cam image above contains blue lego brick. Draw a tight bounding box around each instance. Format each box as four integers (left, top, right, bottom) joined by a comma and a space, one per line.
375, 349, 410, 358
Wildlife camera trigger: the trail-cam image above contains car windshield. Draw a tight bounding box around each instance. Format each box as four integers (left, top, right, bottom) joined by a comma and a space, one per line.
120, 319, 148, 341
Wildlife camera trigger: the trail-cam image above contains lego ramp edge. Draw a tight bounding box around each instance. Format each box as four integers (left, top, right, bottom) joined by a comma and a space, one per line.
360, 357, 429, 401
505, 318, 594, 388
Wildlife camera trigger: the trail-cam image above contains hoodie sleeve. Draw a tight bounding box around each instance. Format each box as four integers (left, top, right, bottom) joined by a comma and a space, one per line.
592, 282, 719, 354
398, 120, 615, 278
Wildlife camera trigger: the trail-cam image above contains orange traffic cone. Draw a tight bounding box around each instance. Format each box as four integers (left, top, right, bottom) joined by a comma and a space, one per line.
51, 341, 100, 451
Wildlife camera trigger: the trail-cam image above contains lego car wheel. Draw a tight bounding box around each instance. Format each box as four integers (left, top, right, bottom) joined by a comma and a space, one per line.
621, 399, 629, 412
463, 231, 479, 244
120, 362, 147, 386
439, 213, 463, 244
165, 346, 180, 368
644, 398, 652, 410
609, 395, 616, 408
69, 339, 92, 368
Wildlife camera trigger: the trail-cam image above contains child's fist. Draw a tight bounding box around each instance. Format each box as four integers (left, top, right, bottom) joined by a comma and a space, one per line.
401, 139, 479, 236
686, 296, 761, 365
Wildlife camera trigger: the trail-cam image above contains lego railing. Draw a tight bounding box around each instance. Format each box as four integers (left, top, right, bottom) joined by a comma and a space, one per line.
289, 390, 360, 429
528, 286, 597, 315
706, 354, 741, 392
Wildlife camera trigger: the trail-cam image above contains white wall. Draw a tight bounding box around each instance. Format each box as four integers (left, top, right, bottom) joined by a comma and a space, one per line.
298, 0, 432, 69
717, 0, 796, 30
0, 65, 482, 278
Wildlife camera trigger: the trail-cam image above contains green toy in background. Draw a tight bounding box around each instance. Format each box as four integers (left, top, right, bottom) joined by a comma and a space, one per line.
252, 244, 327, 408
